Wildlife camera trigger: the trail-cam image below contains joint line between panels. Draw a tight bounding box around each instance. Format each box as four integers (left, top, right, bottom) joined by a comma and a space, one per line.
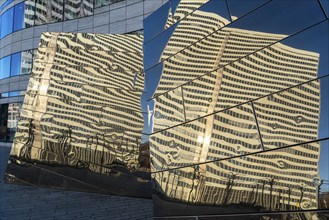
180, 85, 187, 122
148, 18, 328, 102
224, 0, 233, 23
148, 73, 329, 136
151, 137, 329, 174
317, 0, 329, 19
250, 101, 265, 151
143, 0, 272, 46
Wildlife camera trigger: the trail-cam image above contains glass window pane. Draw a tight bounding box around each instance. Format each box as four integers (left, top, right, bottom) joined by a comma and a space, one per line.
21, 50, 34, 75
35, 0, 64, 25
24, 0, 35, 28
0, 7, 14, 38
150, 102, 261, 170
51, 0, 64, 22
65, 0, 81, 20
35, 0, 52, 25
0, 55, 11, 79
153, 87, 185, 133
10, 52, 21, 77
82, 0, 93, 16
254, 76, 328, 150
7, 103, 22, 142
13, 2, 25, 31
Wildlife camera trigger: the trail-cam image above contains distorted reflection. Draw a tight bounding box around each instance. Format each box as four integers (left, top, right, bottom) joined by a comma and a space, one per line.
5, 32, 151, 198
145, 0, 329, 218
152, 140, 329, 218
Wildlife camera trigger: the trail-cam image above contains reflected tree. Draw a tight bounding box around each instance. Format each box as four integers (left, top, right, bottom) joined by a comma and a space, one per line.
222, 172, 236, 205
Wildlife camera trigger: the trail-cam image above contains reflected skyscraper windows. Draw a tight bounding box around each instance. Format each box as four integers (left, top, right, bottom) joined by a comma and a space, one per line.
5, 32, 150, 198
143, 0, 329, 218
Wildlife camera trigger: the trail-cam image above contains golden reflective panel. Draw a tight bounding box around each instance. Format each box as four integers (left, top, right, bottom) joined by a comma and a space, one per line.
151, 102, 262, 170
254, 80, 320, 150
152, 140, 329, 218
5, 32, 150, 197
147, 0, 329, 218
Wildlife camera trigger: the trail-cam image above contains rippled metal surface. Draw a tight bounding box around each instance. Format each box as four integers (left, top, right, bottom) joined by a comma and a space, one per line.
144, 0, 329, 218
5, 32, 151, 198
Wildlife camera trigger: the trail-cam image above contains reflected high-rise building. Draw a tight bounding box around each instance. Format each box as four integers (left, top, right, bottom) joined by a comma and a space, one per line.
147, 0, 323, 215
6, 32, 150, 197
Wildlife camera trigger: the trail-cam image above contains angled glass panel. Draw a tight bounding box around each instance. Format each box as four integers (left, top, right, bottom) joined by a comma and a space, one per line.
161, 0, 231, 61
279, 20, 328, 77
152, 139, 329, 217
143, 1, 172, 43
80, 85, 143, 112
144, 0, 231, 70
7, 33, 147, 198
150, 102, 261, 170
144, 22, 178, 71
153, 87, 185, 133
226, 0, 270, 21
154, 0, 326, 96
7, 145, 151, 197
167, 0, 209, 27
182, 70, 220, 121
254, 76, 328, 150
212, 20, 328, 110
319, 0, 329, 18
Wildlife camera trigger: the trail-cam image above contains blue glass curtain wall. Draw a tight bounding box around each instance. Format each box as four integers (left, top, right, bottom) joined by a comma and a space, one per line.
0, 50, 34, 80
0, 0, 96, 39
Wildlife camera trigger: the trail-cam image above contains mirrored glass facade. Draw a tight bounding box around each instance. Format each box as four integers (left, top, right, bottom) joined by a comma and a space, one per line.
5, 32, 151, 198
143, 0, 329, 218
0, 0, 95, 39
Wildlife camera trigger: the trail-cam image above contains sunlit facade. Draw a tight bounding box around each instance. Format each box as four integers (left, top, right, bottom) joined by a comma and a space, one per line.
144, 0, 329, 219
1, 0, 328, 219
0, 0, 166, 144
5, 32, 152, 197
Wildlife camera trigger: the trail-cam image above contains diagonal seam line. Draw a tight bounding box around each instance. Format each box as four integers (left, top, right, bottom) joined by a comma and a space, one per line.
151, 137, 329, 174
250, 101, 265, 151
143, 0, 272, 46
148, 18, 328, 101
146, 73, 329, 136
